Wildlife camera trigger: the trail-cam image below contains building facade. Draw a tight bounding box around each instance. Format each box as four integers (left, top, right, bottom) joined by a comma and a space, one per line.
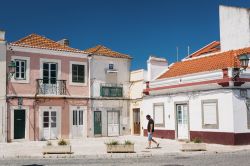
84, 45, 131, 137
6, 34, 90, 141
142, 5, 250, 145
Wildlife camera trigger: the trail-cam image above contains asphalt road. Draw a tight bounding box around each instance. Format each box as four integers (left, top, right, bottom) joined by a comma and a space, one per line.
1, 150, 250, 166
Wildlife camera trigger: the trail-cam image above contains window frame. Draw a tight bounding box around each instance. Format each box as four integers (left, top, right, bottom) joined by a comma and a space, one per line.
153, 103, 165, 127
15, 59, 26, 80
201, 99, 219, 129
72, 64, 85, 83
11, 56, 30, 84
69, 61, 87, 86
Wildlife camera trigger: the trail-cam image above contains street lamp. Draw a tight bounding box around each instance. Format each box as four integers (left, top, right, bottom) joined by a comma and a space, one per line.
233, 54, 249, 80
239, 54, 249, 70
8, 60, 16, 78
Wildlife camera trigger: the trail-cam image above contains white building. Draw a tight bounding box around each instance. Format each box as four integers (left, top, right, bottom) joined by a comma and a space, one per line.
130, 56, 168, 136
0, 30, 7, 142
84, 45, 131, 137
142, 5, 250, 145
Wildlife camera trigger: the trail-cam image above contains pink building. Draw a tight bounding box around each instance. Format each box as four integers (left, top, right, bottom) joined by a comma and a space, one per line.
6, 34, 90, 141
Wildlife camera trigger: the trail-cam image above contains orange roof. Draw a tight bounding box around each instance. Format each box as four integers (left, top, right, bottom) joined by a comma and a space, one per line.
188, 41, 220, 58
84, 45, 131, 59
10, 33, 84, 53
157, 47, 250, 79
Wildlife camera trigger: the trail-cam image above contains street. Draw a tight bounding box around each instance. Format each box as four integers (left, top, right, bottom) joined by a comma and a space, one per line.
1, 150, 250, 166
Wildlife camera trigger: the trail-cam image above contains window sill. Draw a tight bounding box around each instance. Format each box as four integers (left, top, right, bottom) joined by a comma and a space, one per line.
11, 79, 30, 84
69, 82, 87, 87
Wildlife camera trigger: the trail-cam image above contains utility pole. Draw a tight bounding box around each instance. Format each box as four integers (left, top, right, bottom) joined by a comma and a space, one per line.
176, 46, 179, 62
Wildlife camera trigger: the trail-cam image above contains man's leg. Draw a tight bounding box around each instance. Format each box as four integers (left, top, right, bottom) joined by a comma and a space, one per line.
147, 133, 152, 148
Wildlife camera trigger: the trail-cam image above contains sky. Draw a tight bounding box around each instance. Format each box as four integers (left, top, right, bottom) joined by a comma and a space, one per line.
1, 0, 250, 70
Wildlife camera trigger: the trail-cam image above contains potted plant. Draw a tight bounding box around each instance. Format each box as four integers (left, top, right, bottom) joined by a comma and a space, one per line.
181, 137, 206, 151
42, 139, 72, 155
105, 140, 135, 153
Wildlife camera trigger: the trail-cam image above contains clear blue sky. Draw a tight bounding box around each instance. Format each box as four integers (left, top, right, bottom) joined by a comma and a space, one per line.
1, 0, 250, 70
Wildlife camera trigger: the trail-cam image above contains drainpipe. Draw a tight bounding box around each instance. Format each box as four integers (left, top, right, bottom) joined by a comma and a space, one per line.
87, 54, 93, 137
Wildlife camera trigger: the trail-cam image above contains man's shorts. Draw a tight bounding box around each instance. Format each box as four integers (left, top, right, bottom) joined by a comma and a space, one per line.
148, 132, 153, 141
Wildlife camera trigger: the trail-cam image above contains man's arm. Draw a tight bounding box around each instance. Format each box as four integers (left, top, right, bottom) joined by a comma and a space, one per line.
150, 124, 153, 133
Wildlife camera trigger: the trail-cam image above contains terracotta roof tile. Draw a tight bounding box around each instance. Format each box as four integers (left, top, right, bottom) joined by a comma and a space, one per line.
84, 45, 132, 59
188, 41, 221, 58
10, 33, 84, 53
157, 47, 250, 79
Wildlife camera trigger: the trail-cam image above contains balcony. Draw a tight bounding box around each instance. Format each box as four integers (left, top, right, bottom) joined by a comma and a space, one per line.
100, 83, 123, 97
36, 79, 66, 95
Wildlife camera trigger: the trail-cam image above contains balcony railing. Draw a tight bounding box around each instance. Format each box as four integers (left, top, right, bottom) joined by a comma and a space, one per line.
36, 79, 66, 95
100, 83, 123, 97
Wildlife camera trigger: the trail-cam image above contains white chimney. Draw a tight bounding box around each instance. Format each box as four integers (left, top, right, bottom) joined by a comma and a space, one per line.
57, 39, 69, 46
147, 56, 168, 81
0, 30, 5, 41
219, 5, 250, 51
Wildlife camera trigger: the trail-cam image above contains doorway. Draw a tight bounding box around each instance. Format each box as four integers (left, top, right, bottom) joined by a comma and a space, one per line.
176, 104, 189, 140
94, 111, 102, 136
71, 108, 84, 138
14, 109, 25, 139
133, 108, 140, 135
107, 111, 120, 136
42, 109, 58, 140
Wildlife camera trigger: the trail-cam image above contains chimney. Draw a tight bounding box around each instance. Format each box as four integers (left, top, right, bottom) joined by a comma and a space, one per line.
0, 30, 5, 41
147, 56, 168, 81
219, 5, 250, 51
57, 39, 69, 47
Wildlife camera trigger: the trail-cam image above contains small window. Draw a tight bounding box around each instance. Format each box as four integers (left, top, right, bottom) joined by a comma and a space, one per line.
109, 64, 114, 70
202, 100, 219, 129
15, 59, 26, 80
153, 103, 165, 127
72, 64, 85, 83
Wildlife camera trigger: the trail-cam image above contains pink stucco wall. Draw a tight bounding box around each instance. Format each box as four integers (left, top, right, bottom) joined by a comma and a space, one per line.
7, 50, 89, 97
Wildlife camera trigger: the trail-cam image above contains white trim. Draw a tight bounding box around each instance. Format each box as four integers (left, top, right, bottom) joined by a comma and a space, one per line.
11, 56, 30, 84
40, 58, 61, 80
7, 94, 89, 98
10, 106, 29, 141
8, 45, 89, 59
69, 105, 87, 138
39, 106, 61, 140
69, 61, 87, 86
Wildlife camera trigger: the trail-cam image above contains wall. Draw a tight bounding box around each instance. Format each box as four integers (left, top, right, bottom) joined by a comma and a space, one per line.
219, 5, 250, 51
147, 57, 168, 81
91, 56, 131, 98
142, 89, 235, 137
7, 49, 89, 97
0, 32, 6, 142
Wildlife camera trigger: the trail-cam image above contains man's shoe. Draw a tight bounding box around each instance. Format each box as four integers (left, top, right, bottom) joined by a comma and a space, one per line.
157, 143, 160, 148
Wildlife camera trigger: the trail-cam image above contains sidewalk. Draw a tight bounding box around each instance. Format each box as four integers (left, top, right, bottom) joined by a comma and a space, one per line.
0, 135, 250, 159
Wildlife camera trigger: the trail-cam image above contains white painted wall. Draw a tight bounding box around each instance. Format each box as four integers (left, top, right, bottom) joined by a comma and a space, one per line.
219, 5, 250, 51
0, 30, 6, 142
147, 56, 168, 81
90, 56, 131, 98
232, 90, 250, 133
89, 55, 131, 136
142, 89, 235, 135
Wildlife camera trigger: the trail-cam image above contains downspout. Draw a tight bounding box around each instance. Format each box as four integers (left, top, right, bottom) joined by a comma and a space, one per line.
87, 54, 93, 137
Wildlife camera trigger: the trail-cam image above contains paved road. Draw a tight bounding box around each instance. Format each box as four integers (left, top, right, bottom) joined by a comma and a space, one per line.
1, 150, 250, 166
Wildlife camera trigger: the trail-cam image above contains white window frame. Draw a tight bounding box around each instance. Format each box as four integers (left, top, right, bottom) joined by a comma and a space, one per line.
69, 61, 87, 86
201, 99, 219, 129
40, 58, 61, 80
153, 103, 165, 127
11, 56, 30, 84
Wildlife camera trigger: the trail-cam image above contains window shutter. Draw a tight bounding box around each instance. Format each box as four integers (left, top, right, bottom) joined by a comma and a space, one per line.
203, 102, 217, 125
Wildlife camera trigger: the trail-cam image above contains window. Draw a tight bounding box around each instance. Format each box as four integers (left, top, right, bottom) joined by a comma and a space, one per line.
15, 60, 26, 80
100, 86, 123, 97
153, 103, 165, 127
71, 63, 85, 84
202, 100, 219, 129
109, 64, 114, 70
43, 62, 57, 84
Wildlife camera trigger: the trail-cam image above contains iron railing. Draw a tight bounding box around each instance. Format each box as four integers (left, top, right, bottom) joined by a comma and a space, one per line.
36, 79, 66, 95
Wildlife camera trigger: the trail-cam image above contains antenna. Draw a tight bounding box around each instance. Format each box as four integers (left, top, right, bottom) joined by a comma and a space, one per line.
176, 46, 179, 62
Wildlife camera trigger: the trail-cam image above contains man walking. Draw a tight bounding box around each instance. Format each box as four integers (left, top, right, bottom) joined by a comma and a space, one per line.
146, 114, 159, 149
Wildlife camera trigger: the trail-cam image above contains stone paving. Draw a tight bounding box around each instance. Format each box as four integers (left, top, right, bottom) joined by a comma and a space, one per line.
0, 135, 250, 158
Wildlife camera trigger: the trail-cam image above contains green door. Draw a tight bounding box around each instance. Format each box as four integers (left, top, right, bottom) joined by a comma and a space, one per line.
14, 109, 25, 139
94, 111, 102, 135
